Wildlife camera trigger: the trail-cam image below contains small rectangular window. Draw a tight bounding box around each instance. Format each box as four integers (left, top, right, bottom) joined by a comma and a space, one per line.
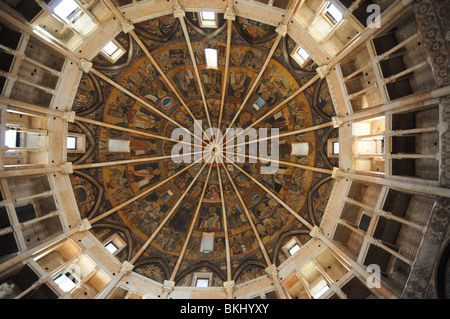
200, 232, 215, 253
53, 0, 96, 36
54, 0, 81, 21
105, 241, 118, 254
205, 48, 218, 69
195, 278, 209, 287
332, 141, 339, 155
201, 11, 216, 21
67, 136, 77, 150
292, 46, 310, 67
325, 3, 343, 25
4, 130, 18, 148
292, 142, 309, 156
102, 41, 119, 57
53, 271, 79, 292
253, 97, 265, 110
313, 284, 330, 299
199, 11, 218, 28
108, 139, 130, 152
297, 47, 310, 61
288, 243, 301, 256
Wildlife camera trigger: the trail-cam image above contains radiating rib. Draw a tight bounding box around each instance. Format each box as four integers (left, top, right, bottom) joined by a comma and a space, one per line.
228, 74, 321, 144
220, 162, 272, 265
216, 165, 232, 282
130, 159, 209, 264
217, 18, 233, 131
227, 152, 334, 175
223, 34, 282, 140
227, 160, 314, 230
168, 165, 213, 283
90, 157, 203, 224
177, 10, 213, 132
73, 152, 202, 170
90, 68, 206, 146
233, 121, 333, 148
99, 0, 211, 145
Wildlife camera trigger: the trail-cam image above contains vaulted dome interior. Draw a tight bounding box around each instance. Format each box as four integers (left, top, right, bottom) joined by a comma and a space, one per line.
0, 0, 449, 301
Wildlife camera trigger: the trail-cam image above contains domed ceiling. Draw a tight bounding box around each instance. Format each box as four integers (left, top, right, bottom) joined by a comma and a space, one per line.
67, 12, 338, 287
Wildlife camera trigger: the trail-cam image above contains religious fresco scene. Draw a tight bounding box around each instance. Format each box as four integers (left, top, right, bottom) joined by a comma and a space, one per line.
68, 12, 337, 287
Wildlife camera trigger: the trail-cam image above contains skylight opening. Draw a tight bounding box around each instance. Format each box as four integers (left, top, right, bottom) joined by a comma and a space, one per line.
67, 136, 77, 150
296, 47, 310, 61
325, 3, 343, 25
199, 11, 218, 28
105, 241, 118, 254
4, 130, 18, 148
102, 41, 119, 57
195, 278, 209, 287
53, 271, 79, 292
201, 11, 216, 21
253, 97, 265, 110
205, 48, 218, 69
292, 46, 310, 67
54, 0, 80, 21
313, 284, 330, 299
332, 141, 339, 155
53, 0, 96, 36
288, 243, 301, 256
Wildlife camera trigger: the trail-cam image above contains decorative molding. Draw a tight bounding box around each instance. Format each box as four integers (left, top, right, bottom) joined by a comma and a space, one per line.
316, 65, 328, 79
163, 280, 175, 293
265, 264, 278, 276
224, 7, 236, 21
309, 225, 321, 238
0, 283, 15, 298
332, 116, 343, 128
223, 281, 235, 294
77, 218, 92, 231
61, 162, 73, 174
275, 24, 287, 37
120, 261, 134, 274
63, 111, 76, 123
331, 167, 341, 179
79, 59, 93, 73
121, 20, 135, 33
173, 6, 185, 18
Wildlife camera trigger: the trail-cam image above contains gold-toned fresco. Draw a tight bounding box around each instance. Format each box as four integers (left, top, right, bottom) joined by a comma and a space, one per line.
69, 13, 337, 285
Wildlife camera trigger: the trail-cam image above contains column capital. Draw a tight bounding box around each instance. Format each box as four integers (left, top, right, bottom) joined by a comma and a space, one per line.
61, 162, 73, 174
309, 225, 322, 238
173, 6, 185, 18
223, 281, 235, 294
275, 24, 288, 37
63, 111, 76, 123
332, 116, 343, 128
121, 20, 135, 33
316, 65, 328, 79
77, 218, 92, 231
265, 264, 278, 276
120, 261, 134, 274
0, 283, 15, 299
224, 7, 236, 20
163, 280, 175, 293
332, 167, 343, 179
79, 59, 92, 73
